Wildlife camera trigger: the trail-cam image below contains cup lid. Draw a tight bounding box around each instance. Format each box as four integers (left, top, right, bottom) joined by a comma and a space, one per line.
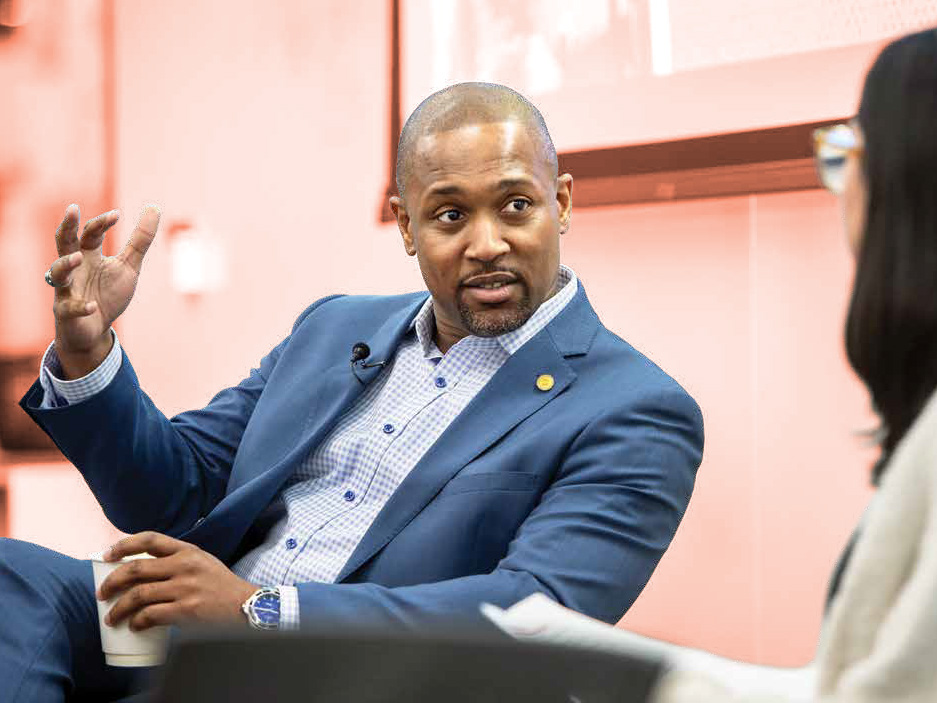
88, 550, 156, 562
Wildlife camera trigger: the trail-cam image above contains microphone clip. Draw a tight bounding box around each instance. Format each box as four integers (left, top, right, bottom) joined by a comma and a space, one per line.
350, 342, 386, 370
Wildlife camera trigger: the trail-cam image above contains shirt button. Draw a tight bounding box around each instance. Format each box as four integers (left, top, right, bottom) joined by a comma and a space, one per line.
285, 538, 297, 550
434, 376, 447, 388
382, 423, 395, 434
343, 490, 356, 502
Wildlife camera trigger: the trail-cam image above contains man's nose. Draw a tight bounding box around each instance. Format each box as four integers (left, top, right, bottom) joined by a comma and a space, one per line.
465, 216, 511, 261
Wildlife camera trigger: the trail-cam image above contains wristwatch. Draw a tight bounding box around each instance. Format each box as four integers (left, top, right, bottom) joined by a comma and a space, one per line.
241, 587, 281, 630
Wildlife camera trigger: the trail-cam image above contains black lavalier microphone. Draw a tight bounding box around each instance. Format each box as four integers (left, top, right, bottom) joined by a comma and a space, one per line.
350, 342, 386, 369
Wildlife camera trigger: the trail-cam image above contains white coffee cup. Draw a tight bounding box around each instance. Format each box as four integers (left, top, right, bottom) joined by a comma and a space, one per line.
90, 550, 170, 667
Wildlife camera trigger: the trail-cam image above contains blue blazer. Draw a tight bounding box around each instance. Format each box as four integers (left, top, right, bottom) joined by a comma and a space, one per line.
22, 285, 704, 626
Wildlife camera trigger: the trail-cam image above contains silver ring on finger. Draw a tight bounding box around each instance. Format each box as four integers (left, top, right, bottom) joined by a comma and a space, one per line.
44, 268, 62, 288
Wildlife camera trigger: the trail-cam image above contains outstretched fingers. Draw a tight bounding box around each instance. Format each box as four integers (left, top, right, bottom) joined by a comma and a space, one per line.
54, 204, 81, 257
49, 251, 97, 318
79, 209, 121, 253
118, 205, 160, 273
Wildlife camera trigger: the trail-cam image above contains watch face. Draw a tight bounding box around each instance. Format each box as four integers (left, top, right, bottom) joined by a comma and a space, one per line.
253, 593, 280, 625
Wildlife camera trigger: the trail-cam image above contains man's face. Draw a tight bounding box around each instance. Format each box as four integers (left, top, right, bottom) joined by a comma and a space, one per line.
391, 120, 573, 350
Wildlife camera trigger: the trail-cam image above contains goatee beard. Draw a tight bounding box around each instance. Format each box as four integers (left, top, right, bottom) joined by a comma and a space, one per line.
457, 289, 534, 338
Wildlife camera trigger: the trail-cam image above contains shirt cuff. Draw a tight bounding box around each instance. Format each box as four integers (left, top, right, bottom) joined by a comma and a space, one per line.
278, 586, 300, 630
38, 330, 122, 408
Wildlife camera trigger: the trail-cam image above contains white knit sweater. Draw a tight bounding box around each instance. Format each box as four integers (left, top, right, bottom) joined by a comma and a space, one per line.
656, 389, 937, 703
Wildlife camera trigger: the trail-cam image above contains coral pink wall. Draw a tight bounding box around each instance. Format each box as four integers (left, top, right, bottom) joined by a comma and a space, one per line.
0, 0, 108, 355
5, 0, 879, 667
567, 193, 874, 664
112, 1, 422, 417
7, 464, 124, 558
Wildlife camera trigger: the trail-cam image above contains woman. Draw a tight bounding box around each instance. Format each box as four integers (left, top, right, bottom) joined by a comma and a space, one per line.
656, 26, 937, 703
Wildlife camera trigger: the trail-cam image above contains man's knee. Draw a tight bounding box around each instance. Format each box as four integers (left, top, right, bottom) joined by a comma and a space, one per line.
0, 537, 99, 652
0, 539, 124, 701
0, 538, 94, 606
0, 537, 50, 580
0, 537, 72, 573
0, 536, 29, 556
0, 536, 55, 561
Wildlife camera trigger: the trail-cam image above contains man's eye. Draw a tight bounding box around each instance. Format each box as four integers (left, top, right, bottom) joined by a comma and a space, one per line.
436, 209, 463, 223
504, 199, 531, 213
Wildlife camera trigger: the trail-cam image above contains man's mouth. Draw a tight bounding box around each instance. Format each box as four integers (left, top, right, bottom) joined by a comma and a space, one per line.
462, 272, 518, 288
461, 273, 521, 305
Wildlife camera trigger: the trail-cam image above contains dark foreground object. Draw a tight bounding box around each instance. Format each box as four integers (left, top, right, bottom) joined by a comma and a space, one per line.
150, 625, 665, 703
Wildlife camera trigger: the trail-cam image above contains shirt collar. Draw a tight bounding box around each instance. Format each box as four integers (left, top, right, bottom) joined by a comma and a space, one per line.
410, 265, 579, 359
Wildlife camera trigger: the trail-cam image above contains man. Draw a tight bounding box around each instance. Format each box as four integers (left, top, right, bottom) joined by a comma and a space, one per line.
5, 83, 703, 700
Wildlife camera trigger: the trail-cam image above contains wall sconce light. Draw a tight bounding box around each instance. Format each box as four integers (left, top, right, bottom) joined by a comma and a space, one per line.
166, 220, 226, 296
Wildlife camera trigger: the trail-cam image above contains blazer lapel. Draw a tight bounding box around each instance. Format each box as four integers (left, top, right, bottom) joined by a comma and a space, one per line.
350, 298, 429, 386
225, 296, 427, 499
337, 324, 586, 582
337, 285, 600, 581
197, 296, 430, 559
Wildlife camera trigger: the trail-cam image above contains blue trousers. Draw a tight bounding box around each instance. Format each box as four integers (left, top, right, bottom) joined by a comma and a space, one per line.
0, 538, 152, 702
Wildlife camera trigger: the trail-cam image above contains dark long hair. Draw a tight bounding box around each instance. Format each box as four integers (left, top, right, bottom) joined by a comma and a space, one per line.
845, 28, 937, 484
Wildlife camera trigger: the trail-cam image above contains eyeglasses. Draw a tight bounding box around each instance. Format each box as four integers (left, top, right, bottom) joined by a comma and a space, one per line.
813, 123, 863, 195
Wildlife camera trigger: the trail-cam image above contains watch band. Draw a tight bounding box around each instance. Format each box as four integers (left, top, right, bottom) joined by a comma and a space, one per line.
241, 586, 281, 630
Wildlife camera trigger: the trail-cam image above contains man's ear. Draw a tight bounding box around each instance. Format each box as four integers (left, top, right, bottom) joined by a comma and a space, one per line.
390, 196, 417, 256
556, 174, 573, 234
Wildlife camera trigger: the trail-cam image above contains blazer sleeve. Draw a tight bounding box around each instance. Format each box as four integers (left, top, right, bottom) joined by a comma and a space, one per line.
294, 385, 704, 627
18, 296, 342, 536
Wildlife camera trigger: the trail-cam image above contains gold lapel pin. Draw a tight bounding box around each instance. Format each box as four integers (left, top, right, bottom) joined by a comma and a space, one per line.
536, 374, 554, 392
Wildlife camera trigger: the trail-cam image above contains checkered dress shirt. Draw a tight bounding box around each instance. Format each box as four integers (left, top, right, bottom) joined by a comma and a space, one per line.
40, 266, 578, 628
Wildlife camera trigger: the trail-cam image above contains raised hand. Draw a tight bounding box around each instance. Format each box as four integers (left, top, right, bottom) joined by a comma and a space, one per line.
47, 204, 160, 379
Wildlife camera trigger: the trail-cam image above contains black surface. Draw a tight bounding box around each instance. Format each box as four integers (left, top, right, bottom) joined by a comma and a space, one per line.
150, 624, 665, 703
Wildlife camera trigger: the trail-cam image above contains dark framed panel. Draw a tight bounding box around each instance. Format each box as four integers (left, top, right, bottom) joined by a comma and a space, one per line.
553, 119, 840, 209
379, 0, 921, 220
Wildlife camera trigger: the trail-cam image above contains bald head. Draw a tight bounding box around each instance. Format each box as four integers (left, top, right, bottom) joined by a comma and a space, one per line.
395, 82, 558, 199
